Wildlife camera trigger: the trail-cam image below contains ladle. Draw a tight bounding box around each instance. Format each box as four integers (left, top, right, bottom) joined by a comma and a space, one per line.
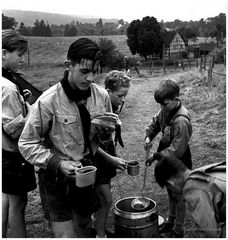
131, 150, 150, 210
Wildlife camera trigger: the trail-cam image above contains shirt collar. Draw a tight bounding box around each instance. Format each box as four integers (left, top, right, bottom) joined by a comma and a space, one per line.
61, 71, 91, 103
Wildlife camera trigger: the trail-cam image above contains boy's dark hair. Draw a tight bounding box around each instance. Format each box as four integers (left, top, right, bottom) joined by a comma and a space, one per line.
67, 38, 102, 69
154, 79, 180, 103
154, 153, 186, 188
105, 70, 131, 91
2, 29, 28, 54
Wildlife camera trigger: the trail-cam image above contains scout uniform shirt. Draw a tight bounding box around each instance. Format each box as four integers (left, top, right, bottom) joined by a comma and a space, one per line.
18, 82, 112, 174
183, 161, 226, 238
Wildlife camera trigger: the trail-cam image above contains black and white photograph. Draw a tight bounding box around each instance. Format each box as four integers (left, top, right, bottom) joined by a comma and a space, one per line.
1, 0, 226, 238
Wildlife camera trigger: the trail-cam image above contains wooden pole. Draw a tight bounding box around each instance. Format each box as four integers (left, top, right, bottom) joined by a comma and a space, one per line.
27, 48, 30, 67
208, 58, 213, 83
163, 45, 166, 74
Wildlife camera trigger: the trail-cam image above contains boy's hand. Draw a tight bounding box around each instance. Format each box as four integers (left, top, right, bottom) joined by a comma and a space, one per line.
112, 156, 126, 171
144, 137, 153, 151
59, 160, 77, 178
23, 89, 32, 102
145, 153, 155, 166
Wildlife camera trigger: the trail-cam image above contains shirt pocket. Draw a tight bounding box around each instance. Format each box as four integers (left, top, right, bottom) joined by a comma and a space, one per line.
161, 126, 172, 145
55, 114, 83, 145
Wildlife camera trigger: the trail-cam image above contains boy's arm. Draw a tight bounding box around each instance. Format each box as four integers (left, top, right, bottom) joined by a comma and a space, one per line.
159, 118, 192, 159
145, 110, 162, 140
2, 88, 28, 139
18, 100, 60, 174
95, 147, 126, 170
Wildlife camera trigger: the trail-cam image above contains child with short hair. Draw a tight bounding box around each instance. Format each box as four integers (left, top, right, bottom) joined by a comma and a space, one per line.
154, 154, 225, 238
2, 29, 37, 237
144, 79, 192, 237
19, 38, 126, 238
94, 70, 131, 237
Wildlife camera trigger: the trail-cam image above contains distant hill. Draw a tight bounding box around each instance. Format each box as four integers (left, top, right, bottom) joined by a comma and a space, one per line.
2, 9, 119, 26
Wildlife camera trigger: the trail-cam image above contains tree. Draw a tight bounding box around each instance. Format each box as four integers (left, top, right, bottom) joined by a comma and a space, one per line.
64, 21, 78, 36
2, 14, 17, 29
178, 26, 198, 42
126, 19, 141, 55
127, 16, 163, 60
18, 22, 30, 35
207, 13, 226, 41
32, 19, 52, 36
97, 38, 124, 70
95, 18, 103, 35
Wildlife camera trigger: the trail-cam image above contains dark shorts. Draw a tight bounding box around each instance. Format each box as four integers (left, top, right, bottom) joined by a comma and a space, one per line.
2, 150, 37, 194
94, 140, 117, 185
38, 169, 100, 222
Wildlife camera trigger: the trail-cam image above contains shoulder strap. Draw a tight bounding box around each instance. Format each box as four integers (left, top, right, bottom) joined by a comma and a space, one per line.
173, 114, 190, 122
170, 114, 191, 139
190, 161, 226, 181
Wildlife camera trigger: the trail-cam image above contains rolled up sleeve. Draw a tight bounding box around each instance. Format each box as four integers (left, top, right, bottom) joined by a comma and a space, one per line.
2, 90, 26, 139
18, 100, 54, 170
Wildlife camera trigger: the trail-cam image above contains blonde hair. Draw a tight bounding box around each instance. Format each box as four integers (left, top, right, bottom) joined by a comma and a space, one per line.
105, 70, 131, 92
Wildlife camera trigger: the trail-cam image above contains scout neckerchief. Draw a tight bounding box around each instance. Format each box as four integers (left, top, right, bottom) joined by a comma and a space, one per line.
165, 100, 182, 126
61, 72, 93, 157
2, 68, 24, 97
112, 103, 124, 148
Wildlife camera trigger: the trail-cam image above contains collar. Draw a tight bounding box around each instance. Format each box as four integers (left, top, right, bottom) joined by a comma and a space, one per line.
168, 100, 182, 121
61, 71, 91, 103
2, 68, 24, 96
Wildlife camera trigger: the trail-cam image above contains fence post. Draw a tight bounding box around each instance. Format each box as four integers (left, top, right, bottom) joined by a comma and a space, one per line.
195, 58, 198, 68
163, 59, 166, 74
162, 44, 166, 74
207, 58, 213, 83
200, 56, 202, 72
27, 48, 30, 67
151, 60, 154, 76
181, 59, 185, 71
134, 66, 141, 77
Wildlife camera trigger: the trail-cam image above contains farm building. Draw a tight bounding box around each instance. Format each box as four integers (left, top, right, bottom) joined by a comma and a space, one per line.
187, 42, 216, 58
162, 31, 187, 60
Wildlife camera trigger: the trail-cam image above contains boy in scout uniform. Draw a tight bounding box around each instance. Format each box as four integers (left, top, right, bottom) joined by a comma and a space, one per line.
154, 153, 226, 238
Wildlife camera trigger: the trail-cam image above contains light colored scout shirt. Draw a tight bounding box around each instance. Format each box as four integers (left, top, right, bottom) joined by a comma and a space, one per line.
18, 82, 112, 173
183, 161, 226, 238
2, 77, 28, 152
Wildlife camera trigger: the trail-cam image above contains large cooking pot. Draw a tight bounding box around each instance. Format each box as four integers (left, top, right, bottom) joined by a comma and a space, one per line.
114, 196, 159, 238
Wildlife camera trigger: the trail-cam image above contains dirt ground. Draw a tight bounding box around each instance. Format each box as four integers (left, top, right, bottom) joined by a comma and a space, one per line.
12, 66, 225, 238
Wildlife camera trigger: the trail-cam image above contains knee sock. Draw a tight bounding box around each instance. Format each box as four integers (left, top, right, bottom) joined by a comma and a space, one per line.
174, 222, 184, 234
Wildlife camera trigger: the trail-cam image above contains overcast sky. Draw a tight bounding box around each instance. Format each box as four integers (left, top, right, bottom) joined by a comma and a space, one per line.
1, 0, 227, 22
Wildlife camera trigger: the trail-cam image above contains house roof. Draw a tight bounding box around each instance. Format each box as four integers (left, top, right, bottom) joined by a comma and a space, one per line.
162, 30, 187, 46
162, 31, 177, 46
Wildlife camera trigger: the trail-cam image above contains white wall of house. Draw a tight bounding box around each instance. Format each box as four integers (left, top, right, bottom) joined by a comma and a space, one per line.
169, 33, 186, 53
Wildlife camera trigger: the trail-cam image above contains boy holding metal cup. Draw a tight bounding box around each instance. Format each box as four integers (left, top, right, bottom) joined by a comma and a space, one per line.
19, 38, 126, 238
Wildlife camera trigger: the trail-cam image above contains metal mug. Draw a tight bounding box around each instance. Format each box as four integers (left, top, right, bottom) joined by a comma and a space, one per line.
127, 160, 140, 176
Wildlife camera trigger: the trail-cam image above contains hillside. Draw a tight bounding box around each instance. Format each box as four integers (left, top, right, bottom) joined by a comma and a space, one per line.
2, 9, 119, 26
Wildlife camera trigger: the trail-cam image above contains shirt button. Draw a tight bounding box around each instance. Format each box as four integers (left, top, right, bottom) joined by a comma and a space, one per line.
64, 119, 68, 123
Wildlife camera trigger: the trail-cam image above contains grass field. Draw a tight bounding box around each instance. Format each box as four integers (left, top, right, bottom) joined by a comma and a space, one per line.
7, 36, 226, 237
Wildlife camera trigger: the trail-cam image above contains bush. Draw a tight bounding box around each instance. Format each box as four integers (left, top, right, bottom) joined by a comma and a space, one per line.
97, 37, 125, 70
209, 47, 226, 63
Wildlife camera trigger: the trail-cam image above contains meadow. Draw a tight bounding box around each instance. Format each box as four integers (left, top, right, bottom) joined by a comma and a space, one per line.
11, 36, 226, 237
